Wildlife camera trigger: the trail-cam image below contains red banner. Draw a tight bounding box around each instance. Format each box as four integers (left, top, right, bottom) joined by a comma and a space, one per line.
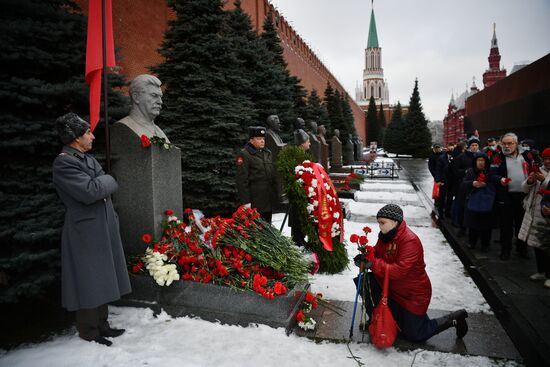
312, 164, 344, 252
85, 0, 115, 132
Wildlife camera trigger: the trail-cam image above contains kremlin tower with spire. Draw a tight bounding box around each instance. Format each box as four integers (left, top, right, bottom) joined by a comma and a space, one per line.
355, 2, 389, 109
443, 24, 506, 145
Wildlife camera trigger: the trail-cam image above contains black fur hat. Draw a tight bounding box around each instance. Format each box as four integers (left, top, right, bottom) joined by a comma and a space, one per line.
55, 113, 90, 145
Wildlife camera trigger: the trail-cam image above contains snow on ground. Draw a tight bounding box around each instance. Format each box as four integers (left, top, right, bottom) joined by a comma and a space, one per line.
0, 177, 496, 366
360, 182, 415, 192
355, 190, 421, 205
0, 307, 518, 367
347, 201, 429, 222
412, 225, 491, 313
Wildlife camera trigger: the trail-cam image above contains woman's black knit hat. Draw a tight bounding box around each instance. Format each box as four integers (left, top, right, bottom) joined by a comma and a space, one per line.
376, 204, 403, 222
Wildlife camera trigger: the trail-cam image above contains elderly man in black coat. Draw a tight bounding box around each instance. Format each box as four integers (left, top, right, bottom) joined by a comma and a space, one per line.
52, 113, 131, 346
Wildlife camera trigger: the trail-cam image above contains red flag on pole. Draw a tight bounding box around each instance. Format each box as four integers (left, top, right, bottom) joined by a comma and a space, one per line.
85, 0, 115, 132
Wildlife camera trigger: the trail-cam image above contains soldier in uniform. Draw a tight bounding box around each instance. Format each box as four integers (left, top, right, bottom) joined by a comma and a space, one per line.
52, 113, 131, 346
236, 126, 278, 223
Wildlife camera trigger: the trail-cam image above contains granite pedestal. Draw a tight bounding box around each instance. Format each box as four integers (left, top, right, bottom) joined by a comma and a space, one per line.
118, 274, 310, 332
111, 123, 183, 256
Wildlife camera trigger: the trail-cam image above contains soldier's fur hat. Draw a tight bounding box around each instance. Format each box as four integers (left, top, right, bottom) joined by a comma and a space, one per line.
248, 126, 266, 138
55, 113, 90, 145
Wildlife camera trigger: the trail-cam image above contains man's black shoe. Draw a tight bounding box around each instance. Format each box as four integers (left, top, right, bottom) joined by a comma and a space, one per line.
92, 336, 112, 346
101, 328, 125, 338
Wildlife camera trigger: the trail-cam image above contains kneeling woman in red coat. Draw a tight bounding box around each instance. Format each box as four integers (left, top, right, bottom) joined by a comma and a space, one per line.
354, 204, 468, 342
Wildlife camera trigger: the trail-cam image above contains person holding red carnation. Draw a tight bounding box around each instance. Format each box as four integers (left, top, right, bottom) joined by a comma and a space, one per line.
354, 204, 468, 342
519, 147, 550, 288
462, 152, 499, 252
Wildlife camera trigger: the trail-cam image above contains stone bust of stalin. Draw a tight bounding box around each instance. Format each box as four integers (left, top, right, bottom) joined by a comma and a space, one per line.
116, 74, 170, 142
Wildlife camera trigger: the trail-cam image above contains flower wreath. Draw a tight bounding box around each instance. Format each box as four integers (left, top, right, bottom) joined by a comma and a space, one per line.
294, 160, 344, 250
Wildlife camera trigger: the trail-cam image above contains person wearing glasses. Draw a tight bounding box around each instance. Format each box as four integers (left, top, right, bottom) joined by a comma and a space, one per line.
491, 132, 535, 260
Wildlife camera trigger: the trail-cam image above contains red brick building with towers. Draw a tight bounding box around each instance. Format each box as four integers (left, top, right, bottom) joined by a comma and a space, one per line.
74, 0, 367, 141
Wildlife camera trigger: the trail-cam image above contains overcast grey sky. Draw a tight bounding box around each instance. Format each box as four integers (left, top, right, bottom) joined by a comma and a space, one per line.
271, 0, 550, 121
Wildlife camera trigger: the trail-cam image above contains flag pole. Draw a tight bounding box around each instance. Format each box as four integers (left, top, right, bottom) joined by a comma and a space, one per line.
101, 0, 111, 172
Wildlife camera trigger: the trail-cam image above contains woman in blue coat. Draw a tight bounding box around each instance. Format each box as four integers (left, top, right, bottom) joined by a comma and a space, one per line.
462, 152, 498, 252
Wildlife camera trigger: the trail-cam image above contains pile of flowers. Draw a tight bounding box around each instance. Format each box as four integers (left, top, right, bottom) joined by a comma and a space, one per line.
294, 161, 344, 246
295, 291, 346, 331
296, 292, 320, 330
338, 172, 365, 192
131, 206, 311, 300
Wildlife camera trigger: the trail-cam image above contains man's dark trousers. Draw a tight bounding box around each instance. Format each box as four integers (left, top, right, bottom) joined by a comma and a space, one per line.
499, 192, 528, 257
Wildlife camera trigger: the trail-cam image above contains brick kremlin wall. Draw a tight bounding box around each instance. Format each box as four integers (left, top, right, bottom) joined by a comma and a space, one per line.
74, 0, 366, 141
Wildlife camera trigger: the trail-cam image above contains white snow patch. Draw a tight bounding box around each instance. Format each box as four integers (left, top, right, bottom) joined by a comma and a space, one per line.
0, 307, 513, 367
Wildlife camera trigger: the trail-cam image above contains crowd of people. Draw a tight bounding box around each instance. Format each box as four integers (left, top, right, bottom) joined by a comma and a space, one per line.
428, 133, 550, 289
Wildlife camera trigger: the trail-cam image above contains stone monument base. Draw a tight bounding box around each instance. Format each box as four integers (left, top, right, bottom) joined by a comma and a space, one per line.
114, 274, 309, 333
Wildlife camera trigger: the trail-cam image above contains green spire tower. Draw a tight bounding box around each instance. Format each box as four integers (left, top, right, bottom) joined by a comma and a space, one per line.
356, 0, 389, 111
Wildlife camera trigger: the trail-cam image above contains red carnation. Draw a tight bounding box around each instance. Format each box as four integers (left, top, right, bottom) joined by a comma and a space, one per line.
350, 234, 359, 243
359, 236, 368, 245
363, 226, 372, 233
274, 282, 287, 295
305, 292, 316, 303
165, 209, 174, 215
477, 173, 486, 183
140, 134, 151, 148
131, 261, 144, 273
142, 234, 152, 244
296, 310, 306, 322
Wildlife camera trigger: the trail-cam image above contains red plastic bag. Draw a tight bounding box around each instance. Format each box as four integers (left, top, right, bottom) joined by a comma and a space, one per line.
432, 182, 440, 200
369, 264, 399, 349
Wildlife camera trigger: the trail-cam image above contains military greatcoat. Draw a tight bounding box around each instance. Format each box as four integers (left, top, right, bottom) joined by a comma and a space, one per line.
236, 142, 278, 213
52, 146, 131, 311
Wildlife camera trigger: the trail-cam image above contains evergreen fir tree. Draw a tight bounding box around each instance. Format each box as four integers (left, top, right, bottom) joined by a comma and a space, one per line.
377, 102, 386, 146
152, 0, 256, 216
225, 3, 287, 126
404, 79, 432, 157
324, 84, 344, 137
383, 102, 407, 155
0, 0, 127, 303
304, 89, 328, 128
260, 12, 306, 138
366, 96, 379, 144
340, 93, 357, 139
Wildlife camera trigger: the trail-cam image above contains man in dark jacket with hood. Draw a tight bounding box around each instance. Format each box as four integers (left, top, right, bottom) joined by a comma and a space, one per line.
452, 137, 480, 231
52, 113, 131, 347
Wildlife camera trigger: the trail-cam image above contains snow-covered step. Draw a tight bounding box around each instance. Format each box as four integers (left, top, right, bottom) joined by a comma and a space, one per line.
354, 190, 422, 206
346, 201, 431, 226
359, 182, 415, 193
